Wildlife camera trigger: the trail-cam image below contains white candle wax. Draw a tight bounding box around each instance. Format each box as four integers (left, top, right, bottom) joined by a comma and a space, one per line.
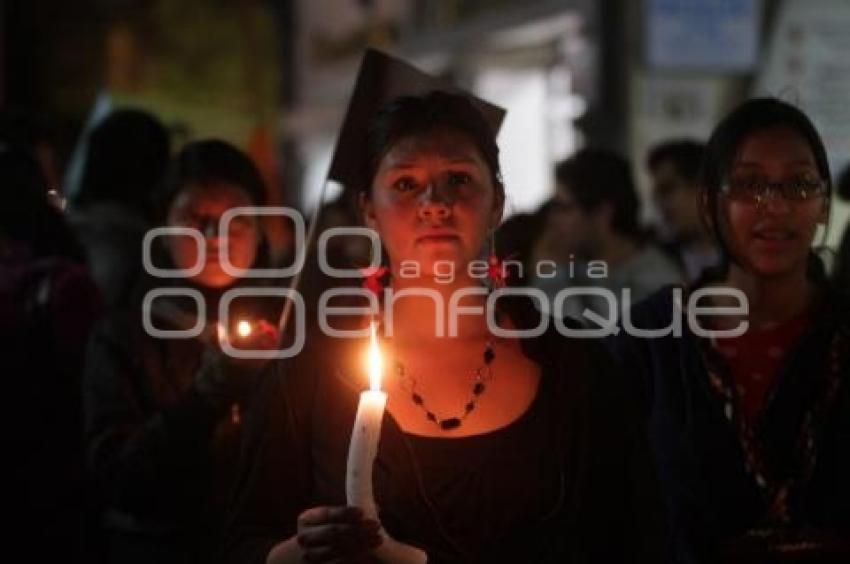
345, 388, 387, 519
346, 321, 387, 517
345, 322, 427, 563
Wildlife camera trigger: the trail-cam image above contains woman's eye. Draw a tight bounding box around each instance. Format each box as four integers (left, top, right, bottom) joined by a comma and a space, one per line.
392, 177, 419, 192
180, 213, 203, 228
730, 177, 762, 190
447, 171, 472, 187
789, 174, 820, 187
229, 216, 255, 233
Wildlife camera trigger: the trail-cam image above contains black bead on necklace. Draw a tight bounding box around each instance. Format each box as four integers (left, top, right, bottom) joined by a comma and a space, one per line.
394, 340, 496, 431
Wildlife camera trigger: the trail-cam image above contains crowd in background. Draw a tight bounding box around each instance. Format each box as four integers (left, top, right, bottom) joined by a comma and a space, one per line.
2, 92, 850, 563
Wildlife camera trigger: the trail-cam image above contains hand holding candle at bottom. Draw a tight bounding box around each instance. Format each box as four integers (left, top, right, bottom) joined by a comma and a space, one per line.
346, 321, 427, 563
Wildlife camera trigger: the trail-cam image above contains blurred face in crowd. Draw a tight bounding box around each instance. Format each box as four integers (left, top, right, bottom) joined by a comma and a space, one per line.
719, 126, 827, 279
362, 127, 503, 279
651, 160, 702, 242
548, 183, 604, 259
166, 181, 260, 288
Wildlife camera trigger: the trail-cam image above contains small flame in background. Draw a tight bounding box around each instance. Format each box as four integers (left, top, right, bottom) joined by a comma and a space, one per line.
367, 321, 383, 392
237, 320, 253, 338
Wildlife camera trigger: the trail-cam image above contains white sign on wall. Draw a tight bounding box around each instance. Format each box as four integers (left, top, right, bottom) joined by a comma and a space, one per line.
755, 0, 850, 248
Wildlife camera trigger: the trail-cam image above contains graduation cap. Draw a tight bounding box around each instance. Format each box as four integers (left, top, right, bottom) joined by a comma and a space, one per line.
278, 49, 505, 338
327, 48, 506, 194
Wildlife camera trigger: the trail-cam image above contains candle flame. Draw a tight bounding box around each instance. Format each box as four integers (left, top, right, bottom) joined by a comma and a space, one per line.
237, 320, 253, 338
367, 321, 383, 391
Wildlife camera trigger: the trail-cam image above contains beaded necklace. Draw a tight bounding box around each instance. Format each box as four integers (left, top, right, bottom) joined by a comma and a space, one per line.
390, 337, 496, 432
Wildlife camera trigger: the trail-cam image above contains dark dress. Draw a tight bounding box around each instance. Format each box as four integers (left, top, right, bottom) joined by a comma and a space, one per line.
607, 285, 850, 563
223, 298, 664, 563
83, 281, 276, 564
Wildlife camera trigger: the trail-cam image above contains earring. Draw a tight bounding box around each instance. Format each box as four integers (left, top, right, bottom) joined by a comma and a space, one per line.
360, 238, 389, 296
362, 265, 390, 296
487, 231, 507, 289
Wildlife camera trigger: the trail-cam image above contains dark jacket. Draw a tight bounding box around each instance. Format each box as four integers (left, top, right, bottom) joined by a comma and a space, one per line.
2, 246, 102, 563
83, 286, 270, 564
607, 285, 850, 563
223, 298, 664, 564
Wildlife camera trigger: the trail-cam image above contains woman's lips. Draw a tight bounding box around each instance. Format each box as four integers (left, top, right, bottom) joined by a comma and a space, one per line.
416, 232, 460, 243
751, 229, 796, 251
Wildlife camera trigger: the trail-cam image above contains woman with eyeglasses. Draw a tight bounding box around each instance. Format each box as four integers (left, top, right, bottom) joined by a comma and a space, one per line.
609, 98, 850, 562
84, 140, 280, 564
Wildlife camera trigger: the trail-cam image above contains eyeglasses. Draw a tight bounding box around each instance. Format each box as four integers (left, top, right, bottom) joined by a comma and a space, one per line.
175, 213, 256, 236
721, 177, 826, 205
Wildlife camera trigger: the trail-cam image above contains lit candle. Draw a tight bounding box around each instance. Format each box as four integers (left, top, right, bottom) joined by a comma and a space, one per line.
346, 320, 387, 519
236, 320, 253, 338
216, 319, 254, 345
346, 321, 427, 563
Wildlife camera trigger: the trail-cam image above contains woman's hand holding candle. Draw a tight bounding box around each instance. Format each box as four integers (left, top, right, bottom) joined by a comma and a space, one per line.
216, 317, 280, 371
296, 506, 382, 562
193, 346, 238, 410
195, 318, 279, 410
265, 506, 381, 564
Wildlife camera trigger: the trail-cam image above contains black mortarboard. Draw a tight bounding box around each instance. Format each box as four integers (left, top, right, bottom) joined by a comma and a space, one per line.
327, 48, 506, 193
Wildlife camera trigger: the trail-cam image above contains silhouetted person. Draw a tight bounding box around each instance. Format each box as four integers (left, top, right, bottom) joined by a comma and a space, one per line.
84, 140, 279, 564
495, 204, 552, 287
535, 149, 682, 321
69, 109, 170, 308
0, 109, 61, 194
0, 146, 102, 563
647, 140, 719, 282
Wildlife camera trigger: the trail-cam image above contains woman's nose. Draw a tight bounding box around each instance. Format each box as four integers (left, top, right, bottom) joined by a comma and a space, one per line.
418, 182, 451, 221
758, 190, 792, 215
201, 218, 222, 238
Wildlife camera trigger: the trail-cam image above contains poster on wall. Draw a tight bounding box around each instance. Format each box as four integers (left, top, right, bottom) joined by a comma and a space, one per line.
646, 0, 760, 70
755, 0, 850, 247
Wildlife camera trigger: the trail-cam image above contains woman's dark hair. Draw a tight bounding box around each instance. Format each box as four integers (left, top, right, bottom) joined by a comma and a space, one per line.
75, 109, 170, 220
699, 97, 831, 277
362, 90, 504, 198
555, 148, 642, 239
155, 139, 267, 221
0, 147, 84, 261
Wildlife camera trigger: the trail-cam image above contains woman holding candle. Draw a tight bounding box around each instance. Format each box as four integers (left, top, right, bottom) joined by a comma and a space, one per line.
84, 139, 280, 564
608, 98, 850, 562
224, 91, 663, 563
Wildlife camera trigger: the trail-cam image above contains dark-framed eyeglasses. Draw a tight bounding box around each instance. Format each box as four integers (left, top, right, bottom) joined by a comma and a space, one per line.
721, 177, 826, 205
